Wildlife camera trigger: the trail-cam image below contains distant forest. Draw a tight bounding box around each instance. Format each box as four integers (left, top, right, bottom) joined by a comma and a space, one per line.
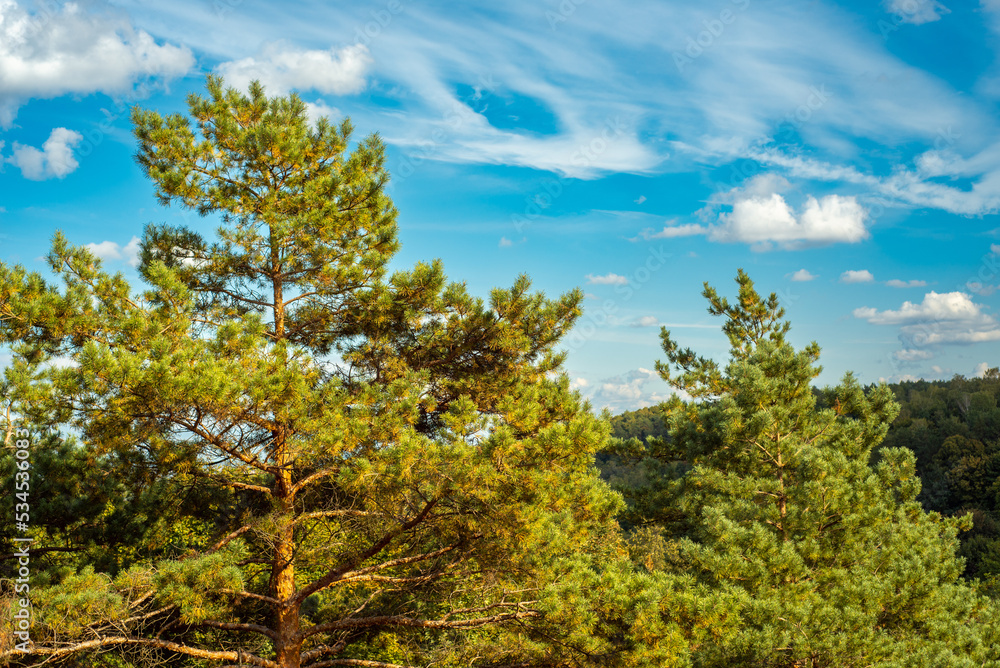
602, 373, 1000, 584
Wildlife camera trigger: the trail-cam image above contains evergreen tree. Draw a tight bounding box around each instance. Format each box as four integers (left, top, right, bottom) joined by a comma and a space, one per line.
0, 77, 636, 668
626, 270, 1000, 667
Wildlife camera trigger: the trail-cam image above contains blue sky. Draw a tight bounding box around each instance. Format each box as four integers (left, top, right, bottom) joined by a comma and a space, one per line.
2, 0, 1000, 413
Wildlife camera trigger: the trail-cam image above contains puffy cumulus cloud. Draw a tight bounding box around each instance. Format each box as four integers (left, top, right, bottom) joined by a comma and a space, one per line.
789, 269, 817, 282
713, 193, 868, 250
854, 291, 1000, 346
841, 269, 875, 283
7, 127, 81, 180
85, 236, 141, 267
0, 0, 193, 126
633, 181, 867, 250
217, 43, 372, 97
855, 292, 979, 325
886, 278, 928, 288
885, 0, 950, 24
585, 273, 628, 286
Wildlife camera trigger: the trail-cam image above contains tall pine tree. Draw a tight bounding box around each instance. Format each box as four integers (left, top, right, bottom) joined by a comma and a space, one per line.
0, 77, 634, 668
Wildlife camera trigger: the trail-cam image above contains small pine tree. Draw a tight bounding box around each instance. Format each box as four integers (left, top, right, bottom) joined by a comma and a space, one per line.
632, 270, 1000, 667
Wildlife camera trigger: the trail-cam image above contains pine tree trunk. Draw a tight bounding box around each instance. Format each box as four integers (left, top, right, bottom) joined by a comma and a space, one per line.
272, 465, 301, 668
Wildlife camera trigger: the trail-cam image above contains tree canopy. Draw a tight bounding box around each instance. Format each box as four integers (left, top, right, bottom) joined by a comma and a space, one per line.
0, 77, 635, 668
614, 270, 1000, 667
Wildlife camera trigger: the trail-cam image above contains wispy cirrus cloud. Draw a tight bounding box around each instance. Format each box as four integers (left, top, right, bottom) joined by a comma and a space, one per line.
885, 0, 949, 25
112, 0, 999, 200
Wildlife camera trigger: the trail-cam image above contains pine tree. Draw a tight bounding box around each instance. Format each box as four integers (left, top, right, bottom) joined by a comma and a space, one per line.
0, 77, 632, 668
626, 270, 1000, 668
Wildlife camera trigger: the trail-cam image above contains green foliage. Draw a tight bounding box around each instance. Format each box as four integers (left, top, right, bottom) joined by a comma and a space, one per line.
153, 553, 244, 624
0, 76, 635, 668
624, 270, 1000, 667
33, 566, 126, 636
879, 372, 1000, 582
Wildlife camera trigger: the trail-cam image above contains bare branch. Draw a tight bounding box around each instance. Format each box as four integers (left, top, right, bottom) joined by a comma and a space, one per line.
293, 496, 441, 605
4, 637, 279, 668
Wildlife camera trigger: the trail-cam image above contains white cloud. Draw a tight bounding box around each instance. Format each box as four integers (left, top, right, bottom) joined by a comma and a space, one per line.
85, 236, 141, 267
879, 374, 921, 383
855, 292, 979, 325
974, 362, 992, 378
632, 222, 708, 241
634, 195, 647, 204
966, 281, 998, 297
885, 0, 949, 24
749, 149, 1000, 217
886, 278, 928, 288
893, 349, 934, 361
712, 193, 868, 250
854, 291, 1000, 346
304, 99, 342, 125
586, 273, 628, 286
631, 315, 659, 327
841, 269, 875, 283
634, 182, 867, 250
582, 367, 677, 413
0, 0, 193, 126
498, 236, 513, 247
101, 0, 1000, 208
217, 43, 372, 96
7, 128, 82, 180
789, 269, 817, 281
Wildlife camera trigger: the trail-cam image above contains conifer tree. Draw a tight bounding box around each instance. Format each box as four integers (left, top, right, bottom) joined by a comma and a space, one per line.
624, 270, 1000, 668
0, 77, 634, 668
